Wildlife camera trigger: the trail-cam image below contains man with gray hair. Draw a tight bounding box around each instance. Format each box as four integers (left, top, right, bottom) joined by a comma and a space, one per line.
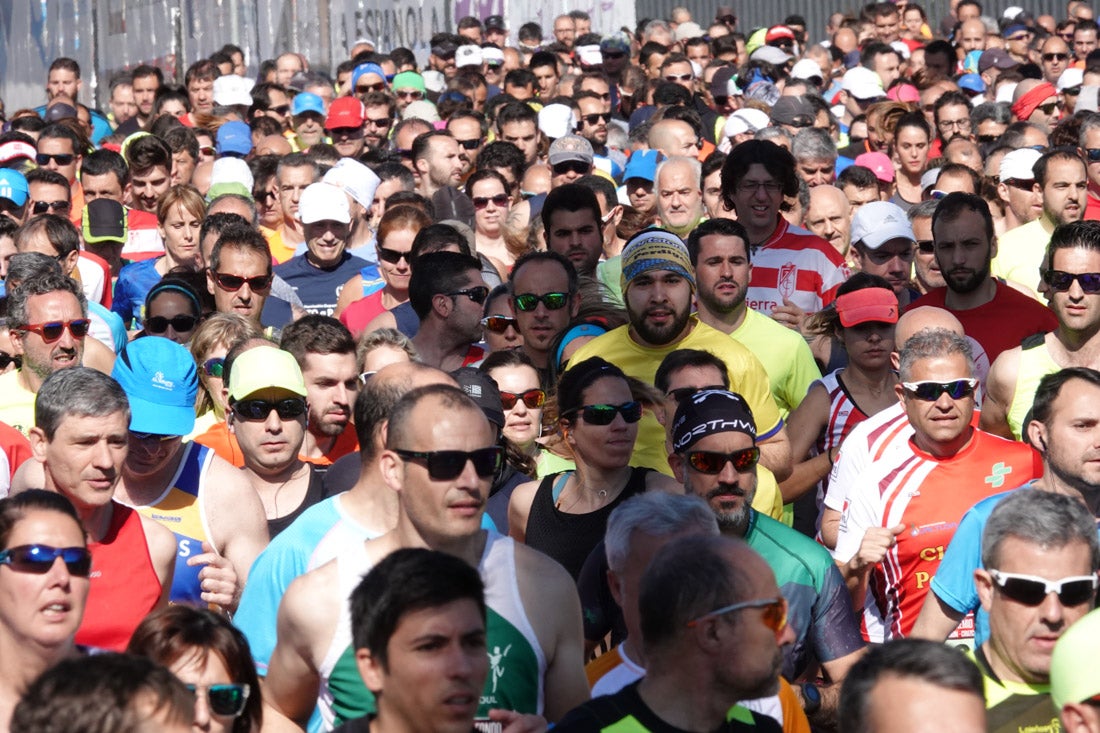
655, 156, 705, 238
968, 490, 1099, 730
25, 367, 176, 650
587, 492, 720, 696
834, 328, 1041, 643
791, 127, 838, 188
557, 534, 789, 733
0, 270, 90, 435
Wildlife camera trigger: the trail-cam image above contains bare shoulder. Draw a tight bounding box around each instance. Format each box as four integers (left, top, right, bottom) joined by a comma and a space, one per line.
138, 513, 179, 569
282, 557, 342, 635
10, 459, 44, 495
645, 471, 682, 494
362, 309, 398, 335
513, 541, 575, 596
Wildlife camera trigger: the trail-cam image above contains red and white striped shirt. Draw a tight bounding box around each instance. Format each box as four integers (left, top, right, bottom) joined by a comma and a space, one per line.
747, 217, 850, 317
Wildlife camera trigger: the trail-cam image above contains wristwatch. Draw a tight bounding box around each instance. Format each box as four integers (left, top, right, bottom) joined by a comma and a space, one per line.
800, 682, 822, 715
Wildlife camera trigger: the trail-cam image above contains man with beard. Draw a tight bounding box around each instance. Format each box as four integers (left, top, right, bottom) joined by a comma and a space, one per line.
279, 315, 361, 465
688, 218, 820, 417
568, 228, 790, 480
982, 222, 1100, 440
362, 92, 396, 152
909, 193, 1057, 367
931, 92, 974, 160
664, 390, 864, 725
848, 202, 921, 308
835, 328, 1041, 643
995, 149, 1088, 299
409, 251, 489, 371
557, 533, 788, 733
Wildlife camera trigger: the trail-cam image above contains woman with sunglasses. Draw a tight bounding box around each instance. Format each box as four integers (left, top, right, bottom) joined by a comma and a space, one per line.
890, 111, 931, 211
0, 490, 90, 731
141, 277, 204, 346
189, 313, 262, 442
781, 277, 900, 535
481, 284, 523, 352
113, 185, 206, 331
466, 170, 515, 277
337, 205, 430, 338
129, 605, 262, 733
481, 349, 545, 488
508, 357, 679, 581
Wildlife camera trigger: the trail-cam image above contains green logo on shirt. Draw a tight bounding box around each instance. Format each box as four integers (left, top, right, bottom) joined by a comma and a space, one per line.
985, 462, 1013, 489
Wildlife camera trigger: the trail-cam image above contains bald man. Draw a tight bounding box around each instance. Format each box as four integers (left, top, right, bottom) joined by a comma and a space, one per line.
820, 307, 974, 550
804, 185, 852, 258
648, 119, 700, 159
1012, 78, 1062, 132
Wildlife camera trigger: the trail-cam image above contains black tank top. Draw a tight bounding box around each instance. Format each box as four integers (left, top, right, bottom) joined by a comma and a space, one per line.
267, 464, 330, 538
524, 466, 649, 582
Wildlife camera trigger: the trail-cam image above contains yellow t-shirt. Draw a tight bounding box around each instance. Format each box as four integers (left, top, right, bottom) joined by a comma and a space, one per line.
567, 318, 785, 522
730, 308, 822, 419
0, 370, 37, 437
991, 216, 1053, 300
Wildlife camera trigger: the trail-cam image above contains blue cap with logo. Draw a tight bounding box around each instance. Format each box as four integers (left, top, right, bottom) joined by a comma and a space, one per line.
291, 92, 326, 117
111, 337, 199, 437
0, 170, 29, 207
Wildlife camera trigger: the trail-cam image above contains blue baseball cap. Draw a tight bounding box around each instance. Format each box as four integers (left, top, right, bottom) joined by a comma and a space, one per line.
351, 62, 387, 90
958, 73, 986, 94
111, 337, 198, 437
291, 92, 326, 117
0, 169, 29, 207
216, 120, 253, 157
623, 150, 664, 183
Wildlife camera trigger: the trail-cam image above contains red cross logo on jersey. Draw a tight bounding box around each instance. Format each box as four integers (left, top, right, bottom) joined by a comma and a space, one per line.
778, 263, 797, 301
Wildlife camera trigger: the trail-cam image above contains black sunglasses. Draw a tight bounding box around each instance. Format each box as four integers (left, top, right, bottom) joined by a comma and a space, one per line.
581, 112, 612, 126
232, 398, 307, 421
186, 683, 250, 717
0, 351, 19, 370
513, 292, 568, 311
685, 447, 761, 474
35, 152, 75, 166
0, 544, 91, 577
989, 569, 1098, 606
901, 379, 978, 400
915, 240, 935, 254
448, 286, 489, 304
455, 137, 482, 150
32, 200, 71, 215
570, 401, 642, 425
377, 247, 410, 264
473, 194, 510, 209
552, 160, 591, 176
393, 447, 503, 480
1045, 269, 1100, 293
145, 314, 198, 334
212, 272, 273, 292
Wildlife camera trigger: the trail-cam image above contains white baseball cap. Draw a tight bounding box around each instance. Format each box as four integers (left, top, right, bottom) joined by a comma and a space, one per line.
456, 45, 483, 68
323, 158, 381, 210
298, 182, 351, 224
999, 148, 1041, 183
850, 201, 915, 250
842, 67, 886, 100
